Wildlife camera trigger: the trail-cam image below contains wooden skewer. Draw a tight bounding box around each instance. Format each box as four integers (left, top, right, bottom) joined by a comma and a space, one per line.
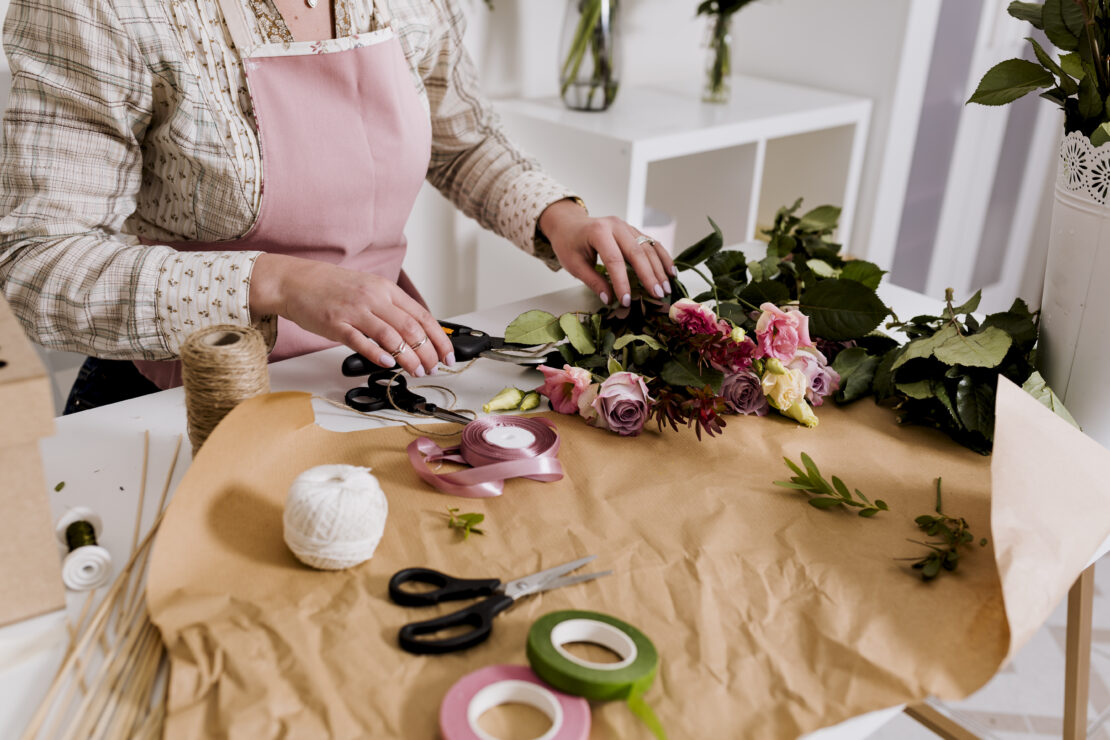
118, 431, 151, 636
121, 435, 182, 622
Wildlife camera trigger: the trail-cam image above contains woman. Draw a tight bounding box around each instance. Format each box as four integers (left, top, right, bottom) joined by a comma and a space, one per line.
0, 0, 673, 411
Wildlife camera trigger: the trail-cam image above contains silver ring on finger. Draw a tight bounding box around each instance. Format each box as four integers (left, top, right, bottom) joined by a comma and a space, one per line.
390, 339, 409, 358
408, 336, 428, 351
635, 234, 658, 247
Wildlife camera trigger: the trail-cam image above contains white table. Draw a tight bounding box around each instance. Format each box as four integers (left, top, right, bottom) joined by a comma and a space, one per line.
0, 283, 1065, 739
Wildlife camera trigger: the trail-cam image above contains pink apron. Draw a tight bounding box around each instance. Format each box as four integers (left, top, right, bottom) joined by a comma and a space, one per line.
135, 0, 431, 389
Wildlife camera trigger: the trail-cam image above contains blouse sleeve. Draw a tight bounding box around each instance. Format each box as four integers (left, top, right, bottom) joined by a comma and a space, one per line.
418, 0, 578, 271
0, 0, 272, 359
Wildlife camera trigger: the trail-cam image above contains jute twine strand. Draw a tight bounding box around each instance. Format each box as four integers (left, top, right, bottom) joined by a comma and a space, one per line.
181, 325, 270, 451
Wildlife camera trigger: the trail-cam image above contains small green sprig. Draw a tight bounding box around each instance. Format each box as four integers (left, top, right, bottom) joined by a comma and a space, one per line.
774, 453, 889, 517
446, 507, 486, 540
904, 478, 987, 581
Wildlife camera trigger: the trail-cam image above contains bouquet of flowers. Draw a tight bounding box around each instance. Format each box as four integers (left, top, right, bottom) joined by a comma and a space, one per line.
504, 200, 891, 438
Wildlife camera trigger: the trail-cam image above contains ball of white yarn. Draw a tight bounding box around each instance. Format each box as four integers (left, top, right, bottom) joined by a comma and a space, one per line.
283, 464, 388, 570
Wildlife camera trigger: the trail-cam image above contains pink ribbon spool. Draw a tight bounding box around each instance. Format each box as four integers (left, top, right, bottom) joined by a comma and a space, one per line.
407, 417, 564, 498
439, 664, 590, 740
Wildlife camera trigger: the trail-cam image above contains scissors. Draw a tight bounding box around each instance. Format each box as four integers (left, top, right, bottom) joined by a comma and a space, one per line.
389, 555, 612, 654
344, 369, 472, 425
341, 321, 553, 377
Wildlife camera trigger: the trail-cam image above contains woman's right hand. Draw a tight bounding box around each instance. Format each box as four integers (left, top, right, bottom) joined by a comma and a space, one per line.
249, 253, 454, 377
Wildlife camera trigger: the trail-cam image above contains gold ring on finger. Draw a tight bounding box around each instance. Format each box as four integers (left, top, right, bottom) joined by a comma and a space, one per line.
408, 336, 428, 351
635, 235, 657, 247
390, 339, 408, 358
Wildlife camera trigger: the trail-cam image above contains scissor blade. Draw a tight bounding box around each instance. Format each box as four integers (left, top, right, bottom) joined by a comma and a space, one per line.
535, 569, 613, 594
502, 555, 597, 600
413, 403, 471, 426
480, 349, 552, 365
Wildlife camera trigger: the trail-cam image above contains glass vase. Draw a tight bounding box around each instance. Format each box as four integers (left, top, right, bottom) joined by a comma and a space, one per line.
703, 14, 732, 104
558, 0, 621, 112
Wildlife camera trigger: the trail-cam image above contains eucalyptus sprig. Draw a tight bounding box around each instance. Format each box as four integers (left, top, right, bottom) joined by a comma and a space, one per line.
446, 507, 486, 540
903, 478, 987, 581
774, 453, 889, 517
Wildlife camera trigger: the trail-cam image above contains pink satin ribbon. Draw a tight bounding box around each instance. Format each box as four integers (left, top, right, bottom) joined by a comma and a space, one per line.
407, 418, 564, 498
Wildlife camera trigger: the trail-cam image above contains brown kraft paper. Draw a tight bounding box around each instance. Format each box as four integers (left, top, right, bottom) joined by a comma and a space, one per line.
146, 377, 1110, 738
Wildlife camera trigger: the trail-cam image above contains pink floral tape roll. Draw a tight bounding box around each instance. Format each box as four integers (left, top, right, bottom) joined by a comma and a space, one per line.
439, 664, 590, 740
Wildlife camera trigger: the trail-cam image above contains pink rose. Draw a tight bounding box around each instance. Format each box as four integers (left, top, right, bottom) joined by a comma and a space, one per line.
577, 383, 604, 428
669, 299, 723, 336
536, 364, 593, 415
754, 303, 814, 361
787, 347, 840, 406
591, 372, 652, 436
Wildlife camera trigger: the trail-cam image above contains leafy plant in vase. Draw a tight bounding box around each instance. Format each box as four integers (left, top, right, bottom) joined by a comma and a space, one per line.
697, 0, 758, 103
968, 0, 1110, 444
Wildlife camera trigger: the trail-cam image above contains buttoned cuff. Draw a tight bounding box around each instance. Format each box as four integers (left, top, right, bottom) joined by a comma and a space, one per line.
155, 250, 278, 355
494, 170, 581, 272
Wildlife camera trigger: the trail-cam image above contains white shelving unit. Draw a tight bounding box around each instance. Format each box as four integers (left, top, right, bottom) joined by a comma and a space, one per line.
476, 76, 872, 310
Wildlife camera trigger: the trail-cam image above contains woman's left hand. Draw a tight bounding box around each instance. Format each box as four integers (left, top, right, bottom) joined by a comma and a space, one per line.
538, 199, 675, 307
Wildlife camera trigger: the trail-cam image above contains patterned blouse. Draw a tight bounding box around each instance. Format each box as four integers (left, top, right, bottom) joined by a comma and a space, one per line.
0, 0, 575, 359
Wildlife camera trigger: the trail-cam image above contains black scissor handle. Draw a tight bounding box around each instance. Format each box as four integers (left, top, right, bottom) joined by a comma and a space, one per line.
342, 352, 376, 377
398, 593, 514, 654
388, 567, 501, 607
344, 386, 384, 413
440, 321, 494, 362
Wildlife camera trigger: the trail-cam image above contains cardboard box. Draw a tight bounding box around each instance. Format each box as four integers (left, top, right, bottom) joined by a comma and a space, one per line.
0, 294, 64, 626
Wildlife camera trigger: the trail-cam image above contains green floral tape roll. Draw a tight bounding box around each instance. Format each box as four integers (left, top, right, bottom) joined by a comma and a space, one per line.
526, 610, 666, 740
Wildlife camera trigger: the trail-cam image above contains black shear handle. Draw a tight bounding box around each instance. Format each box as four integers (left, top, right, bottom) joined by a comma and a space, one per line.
398, 594, 514, 655
388, 567, 501, 607
439, 321, 494, 362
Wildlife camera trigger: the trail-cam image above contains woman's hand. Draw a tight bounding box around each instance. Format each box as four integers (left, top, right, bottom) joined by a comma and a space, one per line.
538, 199, 676, 307
250, 254, 454, 376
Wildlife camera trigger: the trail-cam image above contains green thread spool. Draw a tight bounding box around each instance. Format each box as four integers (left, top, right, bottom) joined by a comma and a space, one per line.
55, 507, 113, 591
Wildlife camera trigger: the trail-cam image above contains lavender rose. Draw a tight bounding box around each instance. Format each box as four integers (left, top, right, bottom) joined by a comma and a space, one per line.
721, 370, 770, 416
591, 372, 652, 436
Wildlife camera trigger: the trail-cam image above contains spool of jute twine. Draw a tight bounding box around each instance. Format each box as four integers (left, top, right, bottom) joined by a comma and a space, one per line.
181, 324, 270, 451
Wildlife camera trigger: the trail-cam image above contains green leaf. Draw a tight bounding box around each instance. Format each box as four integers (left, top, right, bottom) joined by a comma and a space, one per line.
783, 457, 806, 480
1043, 0, 1080, 50
922, 558, 942, 579
968, 59, 1055, 105
1007, 1, 1045, 28
831, 476, 851, 500
716, 301, 749, 325
1092, 121, 1110, 147
806, 259, 837, 278
858, 508, 879, 518
934, 381, 961, 425
591, 312, 602, 341
799, 279, 889, 341
53, 481, 65, 492
773, 481, 815, 490
660, 357, 724, 393
800, 453, 832, 494
832, 347, 880, 403
1080, 73, 1103, 118
981, 310, 1037, 347
839, 260, 886, 290
559, 313, 596, 354
932, 326, 1013, 368
950, 289, 982, 316
808, 498, 843, 510
1022, 370, 1080, 428
612, 333, 664, 351
706, 250, 749, 282
872, 348, 901, 400
1029, 37, 1078, 94
1061, 51, 1084, 78
505, 310, 564, 344
1058, 0, 1084, 35
607, 356, 624, 375
674, 217, 724, 268
738, 280, 790, 307
797, 205, 841, 233
955, 375, 996, 437
897, 379, 935, 400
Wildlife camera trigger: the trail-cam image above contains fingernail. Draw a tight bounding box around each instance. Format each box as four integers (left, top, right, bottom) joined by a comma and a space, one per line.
653, 284, 664, 298
664, 281, 672, 295
599, 292, 609, 304
379, 353, 396, 368
429, 365, 438, 376
621, 293, 631, 307
668, 265, 677, 276
446, 352, 456, 367
414, 366, 426, 378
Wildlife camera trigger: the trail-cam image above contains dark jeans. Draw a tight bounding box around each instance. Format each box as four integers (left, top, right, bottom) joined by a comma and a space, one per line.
63, 357, 161, 415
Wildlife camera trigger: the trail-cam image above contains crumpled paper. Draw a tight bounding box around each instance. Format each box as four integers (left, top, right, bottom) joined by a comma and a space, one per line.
146, 377, 1110, 738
